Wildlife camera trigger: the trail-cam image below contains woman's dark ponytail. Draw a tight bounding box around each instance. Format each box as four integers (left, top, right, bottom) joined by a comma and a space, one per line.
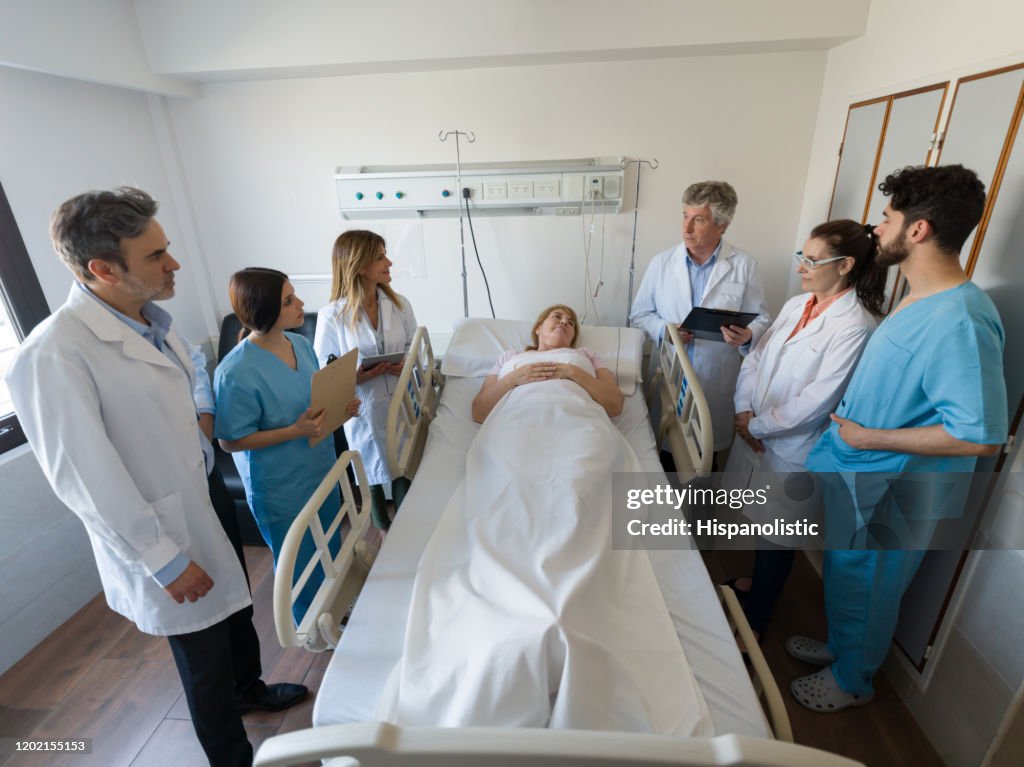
809, 220, 887, 316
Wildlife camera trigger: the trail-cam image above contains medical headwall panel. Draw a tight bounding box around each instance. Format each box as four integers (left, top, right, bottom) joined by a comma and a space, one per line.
827, 100, 887, 222
935, 65, 1024, 264
335, 158, 624, 220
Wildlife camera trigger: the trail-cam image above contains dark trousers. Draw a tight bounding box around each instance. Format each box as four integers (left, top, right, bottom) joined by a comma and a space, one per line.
742, 547, 796, 635
166, 467, 264, 767
368, 476, 412, 531
659, 450, 720, 474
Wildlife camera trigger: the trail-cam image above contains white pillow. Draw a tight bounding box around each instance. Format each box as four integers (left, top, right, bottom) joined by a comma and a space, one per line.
441, 317, 643, 395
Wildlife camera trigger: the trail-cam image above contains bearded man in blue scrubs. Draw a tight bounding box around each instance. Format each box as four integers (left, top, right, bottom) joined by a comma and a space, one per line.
787, 164, 1007, 712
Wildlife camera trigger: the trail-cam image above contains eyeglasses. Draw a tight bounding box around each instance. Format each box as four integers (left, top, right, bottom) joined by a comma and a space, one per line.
793, 251, 849, 270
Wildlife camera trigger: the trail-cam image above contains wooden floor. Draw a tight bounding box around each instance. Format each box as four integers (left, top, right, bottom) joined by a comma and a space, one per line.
0, 545, 327, 767
706, 549, 945, 767
0, 544, 943, 767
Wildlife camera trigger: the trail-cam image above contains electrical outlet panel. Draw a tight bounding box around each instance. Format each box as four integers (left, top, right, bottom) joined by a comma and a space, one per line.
484, 181, 508, 200
534, 179, 560, 197
509, 181, 533, 199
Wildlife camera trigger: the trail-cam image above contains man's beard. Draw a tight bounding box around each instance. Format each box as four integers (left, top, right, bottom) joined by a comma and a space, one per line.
876, 229, 910, 268
120, 270, 173, 302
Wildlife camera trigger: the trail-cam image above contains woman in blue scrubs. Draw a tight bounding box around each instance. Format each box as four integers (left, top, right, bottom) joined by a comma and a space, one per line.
215, 267, 358, 624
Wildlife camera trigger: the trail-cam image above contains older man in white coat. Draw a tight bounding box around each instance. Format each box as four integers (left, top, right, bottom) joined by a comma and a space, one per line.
6, 188, 304, 767
630, 180, 771, 460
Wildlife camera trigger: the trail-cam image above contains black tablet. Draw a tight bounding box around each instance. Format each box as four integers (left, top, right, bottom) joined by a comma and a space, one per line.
360, 351, 405, 370
680, 307, 759, 342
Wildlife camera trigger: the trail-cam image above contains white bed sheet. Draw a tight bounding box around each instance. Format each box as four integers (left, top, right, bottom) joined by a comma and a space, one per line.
313, 377, 770, 738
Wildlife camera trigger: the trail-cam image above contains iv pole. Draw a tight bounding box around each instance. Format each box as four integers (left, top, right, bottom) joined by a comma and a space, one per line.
620, 158, 658, 326
439, 129, 476, 318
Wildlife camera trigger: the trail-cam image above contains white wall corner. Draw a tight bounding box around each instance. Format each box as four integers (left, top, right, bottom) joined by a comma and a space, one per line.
146, 93, 221, 341
0, 0, 200, 97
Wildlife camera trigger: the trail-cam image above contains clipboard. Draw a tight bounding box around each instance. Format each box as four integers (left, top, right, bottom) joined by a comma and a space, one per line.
680, 307, 759, 342
309, 348, 358, 447
359, 350, 405, 371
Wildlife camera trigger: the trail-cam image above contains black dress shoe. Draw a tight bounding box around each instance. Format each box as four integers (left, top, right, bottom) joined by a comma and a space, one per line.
238, 682, 308, 714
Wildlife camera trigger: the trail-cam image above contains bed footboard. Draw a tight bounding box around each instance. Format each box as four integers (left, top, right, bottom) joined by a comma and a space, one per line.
649, 324, 713, 479
386, 326, 444, 481
253, 722, 864, 767
273, 450, 377, 652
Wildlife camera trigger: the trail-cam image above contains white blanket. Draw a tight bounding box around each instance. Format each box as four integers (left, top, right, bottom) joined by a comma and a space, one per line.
376, 349, 713, 735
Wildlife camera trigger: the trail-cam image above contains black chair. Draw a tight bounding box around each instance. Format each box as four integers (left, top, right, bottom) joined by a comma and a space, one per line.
214, 312, 352, 546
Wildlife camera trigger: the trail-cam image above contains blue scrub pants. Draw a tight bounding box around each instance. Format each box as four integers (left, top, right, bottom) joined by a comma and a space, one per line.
820, 472, 938, 697
823, 548, 926, 696
253, 489, 342, 625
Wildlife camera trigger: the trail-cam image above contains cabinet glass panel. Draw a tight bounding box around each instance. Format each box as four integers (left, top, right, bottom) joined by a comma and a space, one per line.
966, 108, 1024, 471
828, 101, 887, 222
938, 67, 1024, 260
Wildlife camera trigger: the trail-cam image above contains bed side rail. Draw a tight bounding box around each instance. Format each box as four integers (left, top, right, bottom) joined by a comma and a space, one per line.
651, 324, 713, 480
386, 325, 444, 480
718, 585, 793, 743
254, 722, 864, 767
273, 449, 377, 652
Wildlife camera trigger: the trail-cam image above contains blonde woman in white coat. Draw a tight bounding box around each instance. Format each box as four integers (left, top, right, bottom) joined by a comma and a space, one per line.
724, 219, 888, 642
314, 230, 417, 530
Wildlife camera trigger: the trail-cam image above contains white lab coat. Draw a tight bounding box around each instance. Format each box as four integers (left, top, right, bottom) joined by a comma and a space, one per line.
723, 290, 876, 540
5, 286, 252, 635
314, 289, 417, 485
630, 240, 771, 451
734, 289, 877, 467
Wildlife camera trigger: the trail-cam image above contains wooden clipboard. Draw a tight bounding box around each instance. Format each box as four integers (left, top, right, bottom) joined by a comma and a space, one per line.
308, 348, 358, 447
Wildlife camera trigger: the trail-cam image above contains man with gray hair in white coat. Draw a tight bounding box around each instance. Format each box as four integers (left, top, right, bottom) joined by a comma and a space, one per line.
630, 180, 771, 465
6, 187, 305, 767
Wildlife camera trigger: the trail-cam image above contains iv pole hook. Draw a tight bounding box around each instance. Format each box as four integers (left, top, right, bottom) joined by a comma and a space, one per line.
440, 131, 476, 318
620, 158, 658, 326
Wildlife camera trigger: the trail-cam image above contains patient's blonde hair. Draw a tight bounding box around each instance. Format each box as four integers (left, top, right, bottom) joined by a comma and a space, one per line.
526, 304, 579, 350
329, 230, 402, 330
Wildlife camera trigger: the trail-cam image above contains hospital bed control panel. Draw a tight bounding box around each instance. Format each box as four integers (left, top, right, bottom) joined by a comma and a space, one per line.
335, 158, 625, 219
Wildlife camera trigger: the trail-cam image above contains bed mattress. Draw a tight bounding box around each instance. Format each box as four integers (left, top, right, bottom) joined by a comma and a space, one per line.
313, 377, 770, 737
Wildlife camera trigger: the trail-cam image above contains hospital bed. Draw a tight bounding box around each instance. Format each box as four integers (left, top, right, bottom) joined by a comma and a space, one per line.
258, 319, 863, 767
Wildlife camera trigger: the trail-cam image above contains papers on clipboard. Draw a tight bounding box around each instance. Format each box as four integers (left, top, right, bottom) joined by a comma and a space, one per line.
308, 348, 358, 447
680, 307, 759, 342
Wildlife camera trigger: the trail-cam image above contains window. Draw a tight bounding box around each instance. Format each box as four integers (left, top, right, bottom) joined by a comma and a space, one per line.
0, 179, 50, 455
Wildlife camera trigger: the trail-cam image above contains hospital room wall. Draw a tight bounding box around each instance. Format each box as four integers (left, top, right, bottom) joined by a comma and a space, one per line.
0, 65, 213, 674
792, 1, 1024, 765
162, 52, 827, 338
0, 52, 826, 674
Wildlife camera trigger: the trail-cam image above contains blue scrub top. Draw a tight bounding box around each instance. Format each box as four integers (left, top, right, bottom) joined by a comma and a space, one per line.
214, 332, 338, 524
807, 282, 1007, 476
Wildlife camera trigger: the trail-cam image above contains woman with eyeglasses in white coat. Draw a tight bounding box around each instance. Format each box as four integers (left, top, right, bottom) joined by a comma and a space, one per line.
722, 219, 888, 646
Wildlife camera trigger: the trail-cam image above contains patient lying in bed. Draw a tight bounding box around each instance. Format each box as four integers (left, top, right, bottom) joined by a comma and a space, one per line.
375, 305, 712, 736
